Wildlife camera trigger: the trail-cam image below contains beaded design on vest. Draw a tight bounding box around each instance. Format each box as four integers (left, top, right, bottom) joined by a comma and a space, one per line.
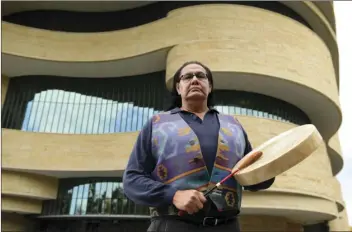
149, 112, 246, 216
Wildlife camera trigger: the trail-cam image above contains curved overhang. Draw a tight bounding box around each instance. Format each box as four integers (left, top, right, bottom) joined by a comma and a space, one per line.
328, 204, 351, 230
1, 2, 339, 86
1, 4, 342, 174
2, 128, 139, 177
242, 191, 337, 225
315, 2, 336, 31
329, 177, 345, 213
1, 4, 337, 63
328, 146, 344, 176
34, 193, 339, 225
280, 1, 338, 87
328, 133, 344, 176
269, 185, 344, 215
1, 1, 337, 32
0, 117, 335, 177
2, 195, 42, 214
1, 50, 169, 78
1, 1, 154, 15
2, 170, 58, 200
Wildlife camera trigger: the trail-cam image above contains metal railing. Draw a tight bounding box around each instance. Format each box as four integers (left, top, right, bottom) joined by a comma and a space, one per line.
2, 74, 310, 134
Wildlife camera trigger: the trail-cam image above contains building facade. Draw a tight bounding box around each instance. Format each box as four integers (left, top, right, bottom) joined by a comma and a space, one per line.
1, 1, 349, 231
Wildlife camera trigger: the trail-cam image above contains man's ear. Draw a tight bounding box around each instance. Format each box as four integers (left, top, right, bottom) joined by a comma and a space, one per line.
176, 83, 181, 95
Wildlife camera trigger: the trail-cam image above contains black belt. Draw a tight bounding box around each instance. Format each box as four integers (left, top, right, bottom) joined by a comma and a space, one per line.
188, 216, 236, 227
155, 215, 237, 227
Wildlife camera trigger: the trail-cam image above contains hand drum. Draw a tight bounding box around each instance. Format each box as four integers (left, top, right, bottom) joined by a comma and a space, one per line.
234, 124, 323, 186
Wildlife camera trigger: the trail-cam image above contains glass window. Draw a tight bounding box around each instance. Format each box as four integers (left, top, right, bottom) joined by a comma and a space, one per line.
2, 73, 166, 133
42, 178, 150, 216
2, 74, 310, 133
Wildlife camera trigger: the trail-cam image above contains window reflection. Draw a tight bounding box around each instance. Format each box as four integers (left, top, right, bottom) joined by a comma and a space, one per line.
21, 90, 159, 134
213, 90, 310, 125
43, 179, 150, 216
215, 105, 290, 122
20, 89, 309, 135
2, 75, 310, 133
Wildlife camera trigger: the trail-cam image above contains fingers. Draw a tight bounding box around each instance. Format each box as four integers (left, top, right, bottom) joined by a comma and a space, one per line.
251, 151, 263, 162
193, 195, 204, 210
185, 191, 206, 214
186, 203, 199, 214
185, 203, 201, 214
255, 152, 263, 160
184, 201, 198, 214
197, 191, 207, 203
236, 151, 263, 170
174, 190, 208, 215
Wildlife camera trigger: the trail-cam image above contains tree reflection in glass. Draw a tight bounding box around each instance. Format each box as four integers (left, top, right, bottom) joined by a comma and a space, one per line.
44, 179, 150, 216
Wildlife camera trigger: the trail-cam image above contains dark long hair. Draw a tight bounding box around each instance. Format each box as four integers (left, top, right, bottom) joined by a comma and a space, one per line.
166, 61, 215, 111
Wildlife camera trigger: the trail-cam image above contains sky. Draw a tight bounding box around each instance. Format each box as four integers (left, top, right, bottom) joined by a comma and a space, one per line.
334, 2, 352, 226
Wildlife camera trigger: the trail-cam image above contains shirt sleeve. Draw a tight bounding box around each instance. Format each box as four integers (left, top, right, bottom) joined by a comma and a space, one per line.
241, 129, 275, 191
122, 117, 178, 207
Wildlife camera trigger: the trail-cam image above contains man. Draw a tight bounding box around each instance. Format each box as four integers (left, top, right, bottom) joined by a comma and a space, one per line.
123, 61, 274, 231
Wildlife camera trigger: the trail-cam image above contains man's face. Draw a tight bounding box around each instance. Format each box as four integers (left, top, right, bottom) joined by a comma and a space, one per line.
176, 63, 212, 102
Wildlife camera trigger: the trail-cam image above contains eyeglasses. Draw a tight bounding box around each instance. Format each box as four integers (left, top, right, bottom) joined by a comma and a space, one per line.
179, 72, 208, 82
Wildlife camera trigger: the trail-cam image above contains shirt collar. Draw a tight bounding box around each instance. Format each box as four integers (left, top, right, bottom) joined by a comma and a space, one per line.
170, 107, 219, 114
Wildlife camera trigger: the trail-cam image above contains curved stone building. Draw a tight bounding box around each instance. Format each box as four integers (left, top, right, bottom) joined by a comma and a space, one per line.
1, 1, 349, 231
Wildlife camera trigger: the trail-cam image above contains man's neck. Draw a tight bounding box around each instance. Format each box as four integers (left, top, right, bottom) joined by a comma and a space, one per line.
181, 101, 208, 114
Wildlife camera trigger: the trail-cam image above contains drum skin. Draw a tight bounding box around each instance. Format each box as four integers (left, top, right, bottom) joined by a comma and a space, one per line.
234, 124, 323, 186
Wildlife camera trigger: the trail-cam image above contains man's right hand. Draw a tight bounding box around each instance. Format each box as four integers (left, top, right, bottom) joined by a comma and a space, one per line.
172, 190, 207, 214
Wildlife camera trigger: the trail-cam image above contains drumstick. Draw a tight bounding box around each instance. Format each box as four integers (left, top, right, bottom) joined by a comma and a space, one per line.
178, 151, 263, 216
204, 150, 263, 197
